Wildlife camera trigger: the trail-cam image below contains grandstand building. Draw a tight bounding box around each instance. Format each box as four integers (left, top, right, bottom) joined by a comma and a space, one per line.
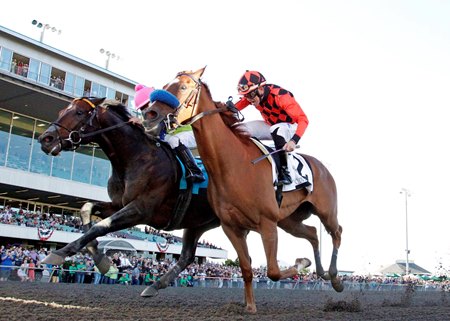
0, 25, 227, 263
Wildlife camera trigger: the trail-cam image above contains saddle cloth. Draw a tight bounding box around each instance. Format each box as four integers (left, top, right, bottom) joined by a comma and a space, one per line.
177, 157, 208, 194
177, 141, 313, 194
250, 138, 313, 193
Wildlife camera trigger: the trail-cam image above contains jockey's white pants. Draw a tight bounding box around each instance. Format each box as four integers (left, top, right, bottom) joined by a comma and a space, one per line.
241, 120, 298, 143
165, 131, 197, 149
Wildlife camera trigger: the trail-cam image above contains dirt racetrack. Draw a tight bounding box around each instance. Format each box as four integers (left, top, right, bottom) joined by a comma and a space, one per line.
0, 282, 449, 321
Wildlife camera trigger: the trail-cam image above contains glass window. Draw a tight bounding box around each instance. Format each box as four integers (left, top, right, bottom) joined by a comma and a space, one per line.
30, 120, 52, 175
74, 76, 85, 96
72, 146, 93, 184
0, 47, 12, 72
27, 59, 39, 82
50, 67, 65, 90
91, 148, 110, 187
38, 63, 51, 86
122, 94, 129, 108
52, 151, 73, 180
6, 114, 34, 170
91, 82, 99, 97
106, 88, 116, 100
64, 72, 75, 94
0, 110, 12, 166
98, 84, 107, 98
13, 54, 30, 78
128, 95, 134, 110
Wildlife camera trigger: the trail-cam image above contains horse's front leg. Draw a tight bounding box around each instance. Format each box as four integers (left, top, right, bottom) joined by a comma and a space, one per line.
141, 219, 220, 297
80, 202, 122, 274
221, 224, 256, 313
43, 203, 143, 267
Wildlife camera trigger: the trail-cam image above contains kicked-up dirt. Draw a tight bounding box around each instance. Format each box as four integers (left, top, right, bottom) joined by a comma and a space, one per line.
0, 282, 449, 321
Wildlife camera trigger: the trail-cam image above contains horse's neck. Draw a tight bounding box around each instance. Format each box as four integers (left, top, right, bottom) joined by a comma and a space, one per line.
193, 96, 249, 169
95, 119, 153, 169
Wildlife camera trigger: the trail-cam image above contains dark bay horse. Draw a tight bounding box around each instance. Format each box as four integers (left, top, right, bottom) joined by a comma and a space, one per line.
143, 68, 343, 313
38, 97, 220, 296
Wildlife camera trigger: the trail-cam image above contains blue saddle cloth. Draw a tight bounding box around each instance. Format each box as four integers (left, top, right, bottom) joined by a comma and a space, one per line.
177, 157, 208, 194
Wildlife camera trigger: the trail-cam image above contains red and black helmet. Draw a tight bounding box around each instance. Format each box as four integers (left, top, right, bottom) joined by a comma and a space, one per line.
237, 70, 267, 95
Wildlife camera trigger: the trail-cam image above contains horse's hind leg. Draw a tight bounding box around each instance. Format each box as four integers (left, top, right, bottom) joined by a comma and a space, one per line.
260, 219, 298, 281
141, 219, 220, 297
319, 211, 344, 292
278, 215, 325, 277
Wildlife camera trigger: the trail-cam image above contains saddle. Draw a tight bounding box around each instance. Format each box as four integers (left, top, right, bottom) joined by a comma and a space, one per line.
250, 138, 313, 192
250, 138, 313, 206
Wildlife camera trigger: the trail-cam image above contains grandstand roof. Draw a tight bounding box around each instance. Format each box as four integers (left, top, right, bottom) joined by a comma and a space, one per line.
379, 260, 431, 275
98, 239, 137, 255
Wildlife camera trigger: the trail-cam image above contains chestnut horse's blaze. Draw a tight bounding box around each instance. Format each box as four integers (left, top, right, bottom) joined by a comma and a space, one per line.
144, 68, 343, 313
38, 97, 220, 297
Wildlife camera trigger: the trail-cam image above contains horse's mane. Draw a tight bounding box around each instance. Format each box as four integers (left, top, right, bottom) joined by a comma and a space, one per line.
95, 98, 153, 139
201, 83, 252, 143
100, 99, 132, 121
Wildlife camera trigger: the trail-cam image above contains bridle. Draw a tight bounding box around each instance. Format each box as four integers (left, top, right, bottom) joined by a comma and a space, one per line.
160, 72, 244, 131
51, 98, 132, 150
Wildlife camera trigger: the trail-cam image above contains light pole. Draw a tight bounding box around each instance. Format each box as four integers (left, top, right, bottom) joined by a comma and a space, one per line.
31, 20, 61, 43
400, 188, 411, 275
99, 48, 120, 70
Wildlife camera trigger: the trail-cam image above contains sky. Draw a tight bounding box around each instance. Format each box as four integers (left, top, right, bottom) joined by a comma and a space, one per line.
1, 0, 450, 275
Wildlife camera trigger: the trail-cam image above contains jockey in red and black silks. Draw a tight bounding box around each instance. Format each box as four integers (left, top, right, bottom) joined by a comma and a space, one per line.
235, 70, 309, 186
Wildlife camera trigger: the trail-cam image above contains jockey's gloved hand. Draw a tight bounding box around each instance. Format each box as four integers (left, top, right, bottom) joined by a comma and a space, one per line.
284, 140, 297, 152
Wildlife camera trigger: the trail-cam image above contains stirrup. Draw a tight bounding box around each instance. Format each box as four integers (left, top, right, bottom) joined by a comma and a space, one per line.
277, 168, 292, 186
186, 172, 205, 183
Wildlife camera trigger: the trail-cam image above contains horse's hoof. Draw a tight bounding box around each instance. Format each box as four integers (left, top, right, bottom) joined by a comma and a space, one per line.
245, 304, 257, 314
295, 257, 312, 270
331, 278, 344, 292
322, 272, 331, 281
42, 253, 65, 265
141, 286, 159, 297
93, 254, 111, 275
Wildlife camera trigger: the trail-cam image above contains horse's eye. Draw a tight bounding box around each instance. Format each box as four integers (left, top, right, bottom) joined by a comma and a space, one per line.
180, 85, 187, 91
76, 110, 84, 116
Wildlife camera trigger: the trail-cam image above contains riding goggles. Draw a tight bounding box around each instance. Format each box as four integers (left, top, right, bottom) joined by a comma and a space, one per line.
244, 90, 258, 99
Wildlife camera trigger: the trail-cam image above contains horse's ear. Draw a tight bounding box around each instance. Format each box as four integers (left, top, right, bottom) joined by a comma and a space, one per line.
194, 66, 207, 79
91, 97, 107, 106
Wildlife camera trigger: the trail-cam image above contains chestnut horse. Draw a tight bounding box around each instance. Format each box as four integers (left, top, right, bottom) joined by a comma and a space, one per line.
38, 97, 220, 296
143, 68, 343, 313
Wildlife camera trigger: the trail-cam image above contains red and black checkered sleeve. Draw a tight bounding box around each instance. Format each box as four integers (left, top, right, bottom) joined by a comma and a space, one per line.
277, 94, 309, 142
235, 97, 250, 111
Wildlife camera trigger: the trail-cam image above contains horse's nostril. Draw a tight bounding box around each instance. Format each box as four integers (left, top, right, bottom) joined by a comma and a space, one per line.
44, 136, 53, 143
147, 111, 158, 120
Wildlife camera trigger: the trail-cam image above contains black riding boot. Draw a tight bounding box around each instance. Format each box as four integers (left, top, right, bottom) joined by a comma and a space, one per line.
277, 151, 292, 186
271, 130, 292, 186
174, 144, 205, 183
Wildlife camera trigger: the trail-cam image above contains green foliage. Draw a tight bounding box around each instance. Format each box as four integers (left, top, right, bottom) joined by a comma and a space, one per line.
224, 258, 240, 267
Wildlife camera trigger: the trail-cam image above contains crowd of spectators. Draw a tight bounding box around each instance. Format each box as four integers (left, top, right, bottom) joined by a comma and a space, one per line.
0, 206, 221, 249
9, 59, 65, 89
0, 243, 448, 292
10, 59, 29, 77
1, 205, 83, 233
0, 243, 241, 286
0, 206, 448, 291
